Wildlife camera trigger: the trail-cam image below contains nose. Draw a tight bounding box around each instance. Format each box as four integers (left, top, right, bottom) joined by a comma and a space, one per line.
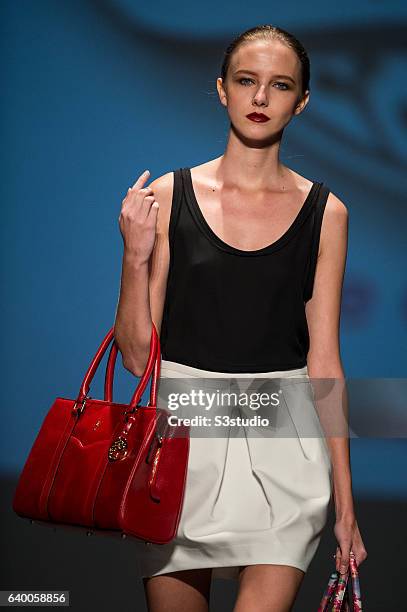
252, 85, 268, 107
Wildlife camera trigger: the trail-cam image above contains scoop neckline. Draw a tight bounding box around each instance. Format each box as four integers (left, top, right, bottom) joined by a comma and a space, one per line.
182, 167, 321, 257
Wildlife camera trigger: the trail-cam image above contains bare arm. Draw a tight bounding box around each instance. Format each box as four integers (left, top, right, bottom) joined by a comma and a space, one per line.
306, 191, 367, 572
113, 170, 174, 376
306, 192, 351, 513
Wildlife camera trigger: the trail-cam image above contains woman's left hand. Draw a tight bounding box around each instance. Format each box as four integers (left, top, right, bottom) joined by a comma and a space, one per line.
333, 514, 368, 574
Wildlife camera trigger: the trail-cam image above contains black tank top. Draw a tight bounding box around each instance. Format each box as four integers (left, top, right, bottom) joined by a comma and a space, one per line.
159, 167, 330, 373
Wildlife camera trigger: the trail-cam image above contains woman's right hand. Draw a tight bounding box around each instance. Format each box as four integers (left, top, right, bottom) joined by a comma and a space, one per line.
118, 169, 160, 263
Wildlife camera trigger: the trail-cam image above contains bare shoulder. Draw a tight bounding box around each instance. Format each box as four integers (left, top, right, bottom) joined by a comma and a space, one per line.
325, 190, 349, 218
286, 168, 312, 192
323, 190, 349, 233
286, 165, 349, 218
148, 170, 174, 205
147, 170, 175, 235
319, 190, 349, 256
189, 157, 223, 184
148, 170, 174, 196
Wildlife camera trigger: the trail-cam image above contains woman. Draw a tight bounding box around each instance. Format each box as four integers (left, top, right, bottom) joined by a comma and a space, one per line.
114, 24, 367, 612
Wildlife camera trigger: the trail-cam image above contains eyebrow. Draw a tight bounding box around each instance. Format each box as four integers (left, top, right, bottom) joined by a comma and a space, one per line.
233, 69, 296, 84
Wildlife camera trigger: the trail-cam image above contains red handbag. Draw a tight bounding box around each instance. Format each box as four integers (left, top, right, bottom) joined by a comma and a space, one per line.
318, 551, 362, 611
12, 323, 190, 544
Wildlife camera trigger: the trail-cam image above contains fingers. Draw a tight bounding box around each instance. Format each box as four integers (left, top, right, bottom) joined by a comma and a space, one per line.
340, 553, 350, 575
121, 169, 159, 222
131, 169, 150, 190
350, 548, 368, 569
148, 199, 159, 215
335, 547, 362, 575
123, 169, 152, 203
144, 194, 160, 221
335, 545, 350, 574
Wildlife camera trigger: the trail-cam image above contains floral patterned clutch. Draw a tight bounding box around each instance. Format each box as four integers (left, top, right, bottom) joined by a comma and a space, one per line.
318, 551, 362, 611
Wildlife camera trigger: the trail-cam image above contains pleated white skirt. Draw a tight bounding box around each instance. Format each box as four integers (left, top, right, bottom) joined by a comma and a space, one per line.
133, 359, 333, 581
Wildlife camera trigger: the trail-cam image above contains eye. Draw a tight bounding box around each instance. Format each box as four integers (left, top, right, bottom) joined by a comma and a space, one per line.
238, 77, 254, 86
274, 81, 290, 90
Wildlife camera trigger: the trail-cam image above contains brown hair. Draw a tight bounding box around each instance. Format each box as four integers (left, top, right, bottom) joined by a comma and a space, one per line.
220, 24, 310, 97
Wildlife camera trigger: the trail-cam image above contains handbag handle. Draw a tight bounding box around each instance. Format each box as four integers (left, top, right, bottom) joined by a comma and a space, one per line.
103, 328, 161, 405
318, 552, 361, 611
348, 553, 362, 611
73, 323, 160, 415
318, 571, 348, 612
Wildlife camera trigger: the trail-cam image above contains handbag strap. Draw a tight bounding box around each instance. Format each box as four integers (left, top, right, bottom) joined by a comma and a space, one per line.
349, 553, 362, 611
318, 552, 362, 611
332, 572, 350, 610
73, 323, 160, 414
317, 571, 349, 612
318, 571, 339, 611
104, 324, 161, 406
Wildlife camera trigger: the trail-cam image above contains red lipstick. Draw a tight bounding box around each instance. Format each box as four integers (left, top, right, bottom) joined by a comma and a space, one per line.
246, 112, 270, 123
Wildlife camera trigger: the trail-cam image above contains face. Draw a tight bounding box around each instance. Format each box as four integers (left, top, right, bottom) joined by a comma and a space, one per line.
216, 39, 309, 138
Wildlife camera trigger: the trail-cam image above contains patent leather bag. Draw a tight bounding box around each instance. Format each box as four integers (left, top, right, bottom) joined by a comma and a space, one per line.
318, 551, 362, 611
12, 323, 190, 544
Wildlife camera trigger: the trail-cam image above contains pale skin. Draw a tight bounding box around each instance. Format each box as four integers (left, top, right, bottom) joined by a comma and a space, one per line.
114, 38, 367, 611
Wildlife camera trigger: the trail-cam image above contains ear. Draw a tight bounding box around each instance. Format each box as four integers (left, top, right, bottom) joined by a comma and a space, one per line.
294, 90, 310, 116
216, 77, 228, 108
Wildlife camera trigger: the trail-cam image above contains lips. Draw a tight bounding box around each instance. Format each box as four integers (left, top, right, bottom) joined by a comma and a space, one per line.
246, 113, 270, 123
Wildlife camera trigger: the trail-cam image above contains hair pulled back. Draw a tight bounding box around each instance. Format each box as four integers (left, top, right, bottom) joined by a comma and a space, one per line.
220, 24, 310, 96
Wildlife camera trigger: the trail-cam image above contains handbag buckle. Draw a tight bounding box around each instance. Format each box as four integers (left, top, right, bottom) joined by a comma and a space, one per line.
145, 430, 164, 464
72, 396, 89, 417
124, 400, 144, 419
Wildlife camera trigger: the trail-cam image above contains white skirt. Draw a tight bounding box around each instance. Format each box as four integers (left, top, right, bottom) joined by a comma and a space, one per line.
133, 359, 333, 581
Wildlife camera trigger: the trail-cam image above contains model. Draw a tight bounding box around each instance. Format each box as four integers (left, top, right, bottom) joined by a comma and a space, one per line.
114, 24, 368, 612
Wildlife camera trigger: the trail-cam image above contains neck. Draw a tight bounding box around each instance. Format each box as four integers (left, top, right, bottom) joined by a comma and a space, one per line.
213, 127, 293, 191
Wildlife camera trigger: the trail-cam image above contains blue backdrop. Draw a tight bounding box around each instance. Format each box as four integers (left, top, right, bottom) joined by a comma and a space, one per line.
1, 0, 406, 498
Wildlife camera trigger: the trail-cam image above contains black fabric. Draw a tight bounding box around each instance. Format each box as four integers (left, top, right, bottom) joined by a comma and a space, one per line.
159, 167, 330, 373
